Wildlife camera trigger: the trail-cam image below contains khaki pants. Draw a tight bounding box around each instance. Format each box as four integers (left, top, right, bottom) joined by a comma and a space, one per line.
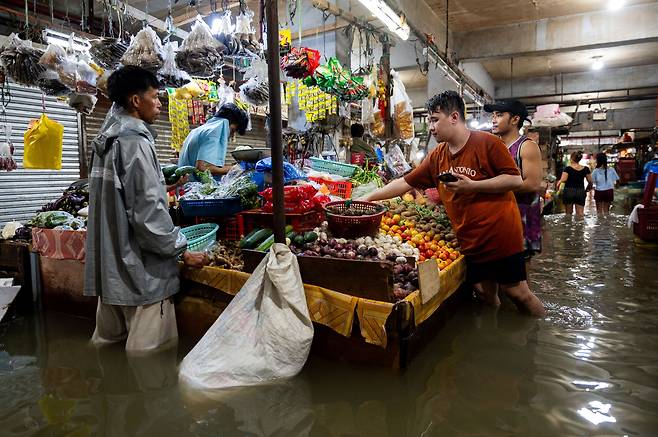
91, 297, 178, 352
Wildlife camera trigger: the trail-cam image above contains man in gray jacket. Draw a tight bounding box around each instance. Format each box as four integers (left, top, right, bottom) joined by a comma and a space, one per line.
85, 66, 207, 352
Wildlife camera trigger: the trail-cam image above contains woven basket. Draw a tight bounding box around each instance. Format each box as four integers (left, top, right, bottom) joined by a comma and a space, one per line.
324, 201, 387, 238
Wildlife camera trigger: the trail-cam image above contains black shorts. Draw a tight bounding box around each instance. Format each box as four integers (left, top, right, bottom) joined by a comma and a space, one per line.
466, 252, 527, 285
562, 187, 586, 206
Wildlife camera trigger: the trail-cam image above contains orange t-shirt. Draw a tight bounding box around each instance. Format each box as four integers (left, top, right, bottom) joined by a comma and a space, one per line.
404, 130, 524, 263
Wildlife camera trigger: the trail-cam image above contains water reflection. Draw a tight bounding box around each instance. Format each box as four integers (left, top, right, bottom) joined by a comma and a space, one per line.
1, 214, 658, 436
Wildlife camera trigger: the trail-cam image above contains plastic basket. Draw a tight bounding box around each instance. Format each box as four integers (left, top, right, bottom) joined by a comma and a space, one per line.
634, 206, 658, 242
180, 223, 219, 251
179, 197, 242, 217
309, 177, 353, 198
309, 157, 359, 178
239, 209, 324, 234
218, 215, 244, 241
324, 201, 387, 238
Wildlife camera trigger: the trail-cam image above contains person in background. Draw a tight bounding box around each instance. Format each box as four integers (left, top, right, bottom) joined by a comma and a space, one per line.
178, 103, 249, 178
486, 100, 543, 258
592, 152, 619, 215
556, 151, 593, 218
364, 91, 546, 317
349, 123, 378, 164
85, 66, 208, 353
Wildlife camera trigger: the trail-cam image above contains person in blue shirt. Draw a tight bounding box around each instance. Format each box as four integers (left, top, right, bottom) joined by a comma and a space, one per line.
178, 103, 249, 177
592, 153, 620, 215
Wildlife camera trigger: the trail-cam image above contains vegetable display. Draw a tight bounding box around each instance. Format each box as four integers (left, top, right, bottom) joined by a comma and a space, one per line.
206, 241, 244, 270
380, 198, 460, 267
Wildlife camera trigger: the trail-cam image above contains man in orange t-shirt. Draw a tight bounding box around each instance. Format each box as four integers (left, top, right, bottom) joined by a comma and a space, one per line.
364, 91, 545, 316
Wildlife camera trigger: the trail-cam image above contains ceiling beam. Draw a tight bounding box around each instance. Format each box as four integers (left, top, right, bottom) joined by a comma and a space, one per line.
495, 63, 658, 100
456, 2, 658, 63
122, 2, 188, 38
174, 2, 241, 27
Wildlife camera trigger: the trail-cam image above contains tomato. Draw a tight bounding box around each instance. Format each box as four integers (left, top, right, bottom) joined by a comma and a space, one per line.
418, 255, 426, 262
449, 252, 458, 260
439, 253, 448, 261
425, 249, 434, 257
399, 225, 406, 232
418, 242, 426, 251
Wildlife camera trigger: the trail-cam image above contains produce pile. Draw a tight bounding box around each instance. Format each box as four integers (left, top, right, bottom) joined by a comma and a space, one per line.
40, 181, 89, 216
206, 241, 244, 271
380, 196, 460, 268
180, 166, 261, 210
27, 211, 85, 230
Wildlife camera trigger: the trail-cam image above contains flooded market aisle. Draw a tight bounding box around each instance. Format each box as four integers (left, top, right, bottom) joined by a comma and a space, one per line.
1, 214, 657, 436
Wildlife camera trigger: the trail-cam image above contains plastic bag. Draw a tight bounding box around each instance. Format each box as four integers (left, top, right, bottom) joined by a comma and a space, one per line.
121, 27, 164, 72
179, 244, 313, 389
36, 69, 71, 97
239, 77, 269, 106
0, 34, 45, 86
0, 124, 17, 171
255, 158, 308, 183
351, 181, 379, 200
281, 47, 321, 79
159, 42, 191, 88
214, 10, 234, 35
23, 114, 64, 170
384, 144, 411, 177
39, 43, 67, 69
390, 70, 414, 140
371, 102, 385, 137
68, 93, 98, 115
75, 54, 97, 95
96, 69, 113, 97
361, 98, 375, 125
217, 79, 235, 107
176, 16, 223, 77
89, 37, 129, 69
235, 9, 255, 35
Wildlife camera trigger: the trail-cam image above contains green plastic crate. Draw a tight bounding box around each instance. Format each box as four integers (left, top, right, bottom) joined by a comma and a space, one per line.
309, 157, 359, 178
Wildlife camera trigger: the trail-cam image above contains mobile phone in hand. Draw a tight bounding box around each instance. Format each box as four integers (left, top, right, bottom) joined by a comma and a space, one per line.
437, 172, 458, 183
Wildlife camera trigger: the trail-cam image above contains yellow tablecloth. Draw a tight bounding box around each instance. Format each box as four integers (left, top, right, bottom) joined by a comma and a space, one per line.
181, 256, 466, 348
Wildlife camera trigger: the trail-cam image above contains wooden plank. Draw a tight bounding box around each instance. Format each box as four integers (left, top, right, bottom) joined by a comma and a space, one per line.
243, 250, 394, 301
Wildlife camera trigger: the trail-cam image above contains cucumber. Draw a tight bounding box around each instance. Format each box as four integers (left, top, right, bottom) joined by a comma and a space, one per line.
162, 164, 178, 179
256, 226, 294, 252
175, 165, 197, 179
241, 228, 272, 249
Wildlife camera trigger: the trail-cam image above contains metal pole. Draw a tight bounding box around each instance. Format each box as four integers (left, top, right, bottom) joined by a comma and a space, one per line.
266, 0, 286, 244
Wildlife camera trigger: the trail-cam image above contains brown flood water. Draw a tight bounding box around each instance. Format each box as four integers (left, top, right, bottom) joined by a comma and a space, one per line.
1, 213, 658, 436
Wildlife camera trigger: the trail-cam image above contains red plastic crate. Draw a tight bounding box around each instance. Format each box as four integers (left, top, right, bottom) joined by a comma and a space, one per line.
218, 215, 244, 241
634, 206, 658, 241
239, 209, 324, 234
309, 177, 353, 198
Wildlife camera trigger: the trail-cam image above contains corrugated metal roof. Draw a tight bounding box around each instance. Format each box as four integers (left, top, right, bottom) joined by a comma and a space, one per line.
0, 84, 81, 226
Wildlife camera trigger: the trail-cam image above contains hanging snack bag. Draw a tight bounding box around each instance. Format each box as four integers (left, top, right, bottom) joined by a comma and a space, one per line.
239, 77, 269, 106
68, 93, 98, 115
75, 54, 98, 95
281, 47, 321, 79
0, 34, 45, 87
176, 16, 223, 78
0, 125, 17, 172
390, 70, 414, 140
121, 27, 164, 72
159, 42, 191, 88
39, 43, 67, 70
37, 69, 71, 97
96, 69, 113, 97
90, 37, 129, 69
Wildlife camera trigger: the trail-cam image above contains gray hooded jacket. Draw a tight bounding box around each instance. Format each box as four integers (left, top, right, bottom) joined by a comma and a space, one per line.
84, 106, 187, 306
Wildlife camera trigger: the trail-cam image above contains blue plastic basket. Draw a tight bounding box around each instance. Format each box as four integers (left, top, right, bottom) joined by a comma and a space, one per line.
179, 197, 243, 217
180, 223, 219, 252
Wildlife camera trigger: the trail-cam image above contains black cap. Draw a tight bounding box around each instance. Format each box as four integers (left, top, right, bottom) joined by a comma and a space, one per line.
484, 99, 531, 124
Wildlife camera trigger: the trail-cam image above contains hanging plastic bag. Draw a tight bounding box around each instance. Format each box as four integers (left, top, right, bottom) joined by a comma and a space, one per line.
235, 9, 255, 35
23, 114, 64, 170
361, 98, 375, 125
36, 69, 71, 97
121, 27, 164, 72
384, 144, 412, 177
96, 69, 113, 97
371, 98, 385, 137
176, 16, 224, 77
68, 93, 98, 115
0, 124, 17, 172
215, 10, 235, 35
217, 79, 235, 107
39, 43, 67, 70
239, 77, 269, 106
390, 70, 415, 140
281, 47, 321, 79
75, 54, 97, 95
179, 244, 314, 389
89, 37, 129, 69
159, 42, 191, 88
0, 34, 45, 87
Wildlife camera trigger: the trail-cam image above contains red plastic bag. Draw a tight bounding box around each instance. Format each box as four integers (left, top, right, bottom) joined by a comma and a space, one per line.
260, 185, 317, 203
